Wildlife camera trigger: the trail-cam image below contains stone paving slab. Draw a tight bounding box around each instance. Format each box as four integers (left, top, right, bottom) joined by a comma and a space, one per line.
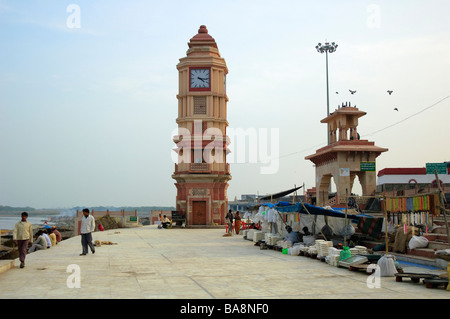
0, 225, 448, 300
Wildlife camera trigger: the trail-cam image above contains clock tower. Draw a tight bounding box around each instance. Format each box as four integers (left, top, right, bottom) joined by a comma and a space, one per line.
172, 25, 231, 226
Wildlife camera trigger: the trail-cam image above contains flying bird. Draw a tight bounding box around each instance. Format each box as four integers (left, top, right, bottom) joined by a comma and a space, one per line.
387, 90, 393, 95
349, 90, 356, 95
394, 108, 398, 111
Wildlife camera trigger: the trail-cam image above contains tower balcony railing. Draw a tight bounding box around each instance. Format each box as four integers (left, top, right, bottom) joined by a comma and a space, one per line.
190, 163, 210, 172
174, 162, 230, 175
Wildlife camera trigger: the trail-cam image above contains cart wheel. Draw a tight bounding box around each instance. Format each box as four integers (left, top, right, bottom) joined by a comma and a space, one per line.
395, 276, 402, 282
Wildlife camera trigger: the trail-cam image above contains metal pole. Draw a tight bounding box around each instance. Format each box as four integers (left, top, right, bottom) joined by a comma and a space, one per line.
326, 50, 330, 145
344, 188, 348, 247
434, 170, 450, 244
384, 196, 389, 254
316, 41, 337, 145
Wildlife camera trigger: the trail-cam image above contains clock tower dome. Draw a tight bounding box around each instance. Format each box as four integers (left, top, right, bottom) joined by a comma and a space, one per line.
172, 25, 231, 226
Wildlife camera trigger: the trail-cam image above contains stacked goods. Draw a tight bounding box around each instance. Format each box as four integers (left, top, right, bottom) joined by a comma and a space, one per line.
315, 239, 324, 256
308, 247, 318, 256
247, 229, 257, 241
272, 235, 284, 246
327, 247, 342, 266
356, 245, 368, 254
350, 246, 368, 256
253, 230, 265, 242
265, 233, 284, 246
299, 246, 309, 255
314, 239, 325, 247
316, 240, 333, 257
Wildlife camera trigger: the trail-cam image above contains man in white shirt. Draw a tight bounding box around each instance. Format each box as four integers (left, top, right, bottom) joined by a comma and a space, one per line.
80, 208, 96, 256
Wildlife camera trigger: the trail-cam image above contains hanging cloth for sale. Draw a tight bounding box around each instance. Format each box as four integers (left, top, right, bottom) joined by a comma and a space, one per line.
406, 197, 413, 211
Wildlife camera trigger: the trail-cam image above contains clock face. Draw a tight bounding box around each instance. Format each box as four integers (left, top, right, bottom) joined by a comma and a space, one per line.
190, 68, 210, 90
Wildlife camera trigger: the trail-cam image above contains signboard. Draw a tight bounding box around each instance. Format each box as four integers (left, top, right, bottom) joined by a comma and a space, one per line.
129, 216, 138, 222
426, 163, 447, 174
360, 162, 376, 172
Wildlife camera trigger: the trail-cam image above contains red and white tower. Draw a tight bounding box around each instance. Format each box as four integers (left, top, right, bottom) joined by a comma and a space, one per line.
172, 25, 231, 226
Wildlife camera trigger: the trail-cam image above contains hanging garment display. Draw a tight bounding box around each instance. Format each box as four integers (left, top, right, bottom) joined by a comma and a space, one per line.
385, 195, 433, 213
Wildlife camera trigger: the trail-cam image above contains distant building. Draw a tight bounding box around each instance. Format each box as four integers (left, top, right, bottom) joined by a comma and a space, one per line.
377, 164, 450, 197
240, 194, 257, 201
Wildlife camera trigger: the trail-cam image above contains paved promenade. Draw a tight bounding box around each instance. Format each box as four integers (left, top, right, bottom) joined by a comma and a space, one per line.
0, 225, 448, 299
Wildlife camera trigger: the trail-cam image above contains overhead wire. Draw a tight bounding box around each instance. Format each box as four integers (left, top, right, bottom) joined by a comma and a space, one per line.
275, 93, 450, 161
361, 94, 450, 137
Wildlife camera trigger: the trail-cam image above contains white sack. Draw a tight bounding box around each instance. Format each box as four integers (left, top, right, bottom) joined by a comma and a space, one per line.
408, 236, 429, 250
376, 255, 398, 277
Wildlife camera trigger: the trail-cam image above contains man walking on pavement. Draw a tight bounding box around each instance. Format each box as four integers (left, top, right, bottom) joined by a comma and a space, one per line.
13, 212, 34, 268
80, 208, 95, 256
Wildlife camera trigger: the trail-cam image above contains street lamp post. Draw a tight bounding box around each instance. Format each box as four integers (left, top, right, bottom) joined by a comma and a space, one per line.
316, 41, 338, 145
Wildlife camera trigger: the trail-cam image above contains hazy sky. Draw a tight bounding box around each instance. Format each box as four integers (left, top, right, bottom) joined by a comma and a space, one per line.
1, 0, 449, 209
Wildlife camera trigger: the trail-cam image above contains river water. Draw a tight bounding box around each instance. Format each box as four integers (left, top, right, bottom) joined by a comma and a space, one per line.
0, 215, 54, 231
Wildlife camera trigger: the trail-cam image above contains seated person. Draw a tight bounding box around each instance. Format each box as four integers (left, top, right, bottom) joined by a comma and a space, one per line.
302, 226, 311, 236
248, 222, 261, 230
284, 225, 300, 244
47, 228, 57, 246
51, 226, 62, 243
162, 215, 172, 229
42, 231, 52, 248
28, 230, 48, 253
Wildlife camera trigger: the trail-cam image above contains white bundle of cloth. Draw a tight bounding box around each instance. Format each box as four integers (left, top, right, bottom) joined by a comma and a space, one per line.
254, 206, 279, 223
242, 210, 252, 220
376, 255, 398, 277
435, 249, 450, 256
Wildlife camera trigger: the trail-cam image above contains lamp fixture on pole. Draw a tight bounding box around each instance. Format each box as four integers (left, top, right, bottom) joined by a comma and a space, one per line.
316, 41, 338, 145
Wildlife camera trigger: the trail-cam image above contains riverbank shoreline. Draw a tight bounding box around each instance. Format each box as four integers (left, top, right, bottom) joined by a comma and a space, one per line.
1, 217, 76, 260
1, 215, 152, 260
